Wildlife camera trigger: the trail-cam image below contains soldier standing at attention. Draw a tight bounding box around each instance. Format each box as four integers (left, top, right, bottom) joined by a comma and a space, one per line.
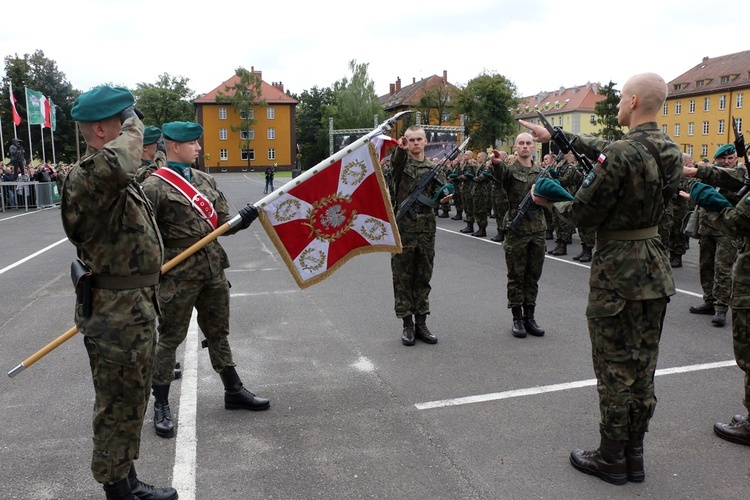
141, 122, 269, 440
524, 72, 682, 485
490, 133, 547, 338
390, 125, 452, 345
135, 125, 166, 182
60, 86, 177, 499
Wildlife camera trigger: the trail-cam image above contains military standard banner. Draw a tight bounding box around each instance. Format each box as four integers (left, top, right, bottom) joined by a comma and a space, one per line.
25, 88, 50, 126
259, 135, 401, 289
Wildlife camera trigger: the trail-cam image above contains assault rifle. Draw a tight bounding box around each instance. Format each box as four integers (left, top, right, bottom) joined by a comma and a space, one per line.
536, 110, 596, 175
732, 116, 750, 198
396, 136, 470, 223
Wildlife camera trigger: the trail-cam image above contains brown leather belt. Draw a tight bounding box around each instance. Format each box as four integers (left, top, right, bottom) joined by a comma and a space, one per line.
597, 226, 659, 241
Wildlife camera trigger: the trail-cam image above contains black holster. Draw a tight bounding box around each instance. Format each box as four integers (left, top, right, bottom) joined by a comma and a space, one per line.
71, 259, 93, 318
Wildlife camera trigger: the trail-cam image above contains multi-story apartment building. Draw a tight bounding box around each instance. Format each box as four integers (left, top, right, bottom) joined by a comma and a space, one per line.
663, 50, 750, 161
194, 68, 298, 172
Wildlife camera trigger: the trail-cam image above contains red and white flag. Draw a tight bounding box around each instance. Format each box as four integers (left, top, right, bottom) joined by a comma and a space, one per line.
9, 82, 21, 126
259, 135, 401, 289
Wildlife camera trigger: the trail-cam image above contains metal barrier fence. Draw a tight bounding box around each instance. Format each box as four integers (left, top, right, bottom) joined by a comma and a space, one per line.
0, 182, 61, 212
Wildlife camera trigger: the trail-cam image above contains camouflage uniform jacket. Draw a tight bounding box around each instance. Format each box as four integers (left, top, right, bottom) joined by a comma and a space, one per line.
142, 167, 238, 281
59, 117, 163, 330
553, 122, 682, 301
554, 159, 582, 195
692, 163, 747, 236
135, 150, 167, 183
492, 159, 546, 233
391, 146, 446, 234
709, 190, 750, 308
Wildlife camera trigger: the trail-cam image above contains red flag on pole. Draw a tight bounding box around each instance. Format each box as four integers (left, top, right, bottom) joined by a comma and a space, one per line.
259, 135, 401, 289
43, 96, 52, 128
9, 83, 21, 126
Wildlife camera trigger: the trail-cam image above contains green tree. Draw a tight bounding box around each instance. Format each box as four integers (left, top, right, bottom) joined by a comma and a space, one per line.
216, 67, 266, 170
417, 78, 456, 125
594, 81, 624, 141
324, 60, 384, 151
455, 72, 518, 149
2, 50, 79, 163
292, 86, 335, 169
133, 73, 196, 126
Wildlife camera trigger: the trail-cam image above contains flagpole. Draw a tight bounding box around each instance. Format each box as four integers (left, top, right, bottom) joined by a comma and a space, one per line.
9, 82, 18, 139
252, 110, 410, 210
40, 124, 46, 164
0, 114, 5, 160
25, 87, 33, 168
51, 103, 56, 164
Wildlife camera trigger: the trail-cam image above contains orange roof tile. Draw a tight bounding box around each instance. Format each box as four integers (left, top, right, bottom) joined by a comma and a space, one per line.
668, 50, 750, 98
194, 72, 298, 105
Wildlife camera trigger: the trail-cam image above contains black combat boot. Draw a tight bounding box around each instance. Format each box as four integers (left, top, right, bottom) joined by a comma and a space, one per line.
414, 314, 437, 344
670, 253, 682, 268
451, 211, 463, 220
570, 434, 628, 485
625, 432, 645, 482
523, 305, 545, 336
152, 385, 175, 438
472, 226, 487, 237
577, 245, 593, 263
128, 463, 178, 500
401, 315, 415, 346
460, 222, 475, 233
219, 367, 270, 411
173, 362, 182, 379
714, 415, 750, 445
545, 229, 554, 240
491, 230, 504, 242
103, 478, 136, 500
511, 306, 526, 338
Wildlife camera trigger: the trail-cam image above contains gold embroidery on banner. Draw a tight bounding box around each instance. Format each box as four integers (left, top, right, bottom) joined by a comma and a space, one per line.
340, 159, 367, 186
274, 198, 301, 222
304, 193, 356, 242
298, 248, 326, 272
360, 217, 387, 241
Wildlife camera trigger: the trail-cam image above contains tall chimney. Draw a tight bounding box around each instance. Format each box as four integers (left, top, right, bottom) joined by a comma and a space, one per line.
396, 77, 401, 93
390, 83, 395, 95
443, 70, 447, 82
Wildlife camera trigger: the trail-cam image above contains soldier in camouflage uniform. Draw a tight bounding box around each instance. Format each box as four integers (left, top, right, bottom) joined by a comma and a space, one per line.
524, 73, 682, 485
682, 164, 750, 446
458, 151, 477, 233
663, 154, 694, 268
490, 133, 546, 339
141, 122, 268, 440
449, 158, 464, 220
135, 125, 166, 182
390, 125, 451, 346
470, 150, 493, 237
687, 144, 743, 327
547, 153, 581, 256
60, 86, 177, 500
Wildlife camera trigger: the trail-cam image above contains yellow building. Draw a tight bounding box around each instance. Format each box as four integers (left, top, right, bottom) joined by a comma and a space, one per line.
512, 82, 606, 158
194, 68, 298, 172
664, 50, 750, 161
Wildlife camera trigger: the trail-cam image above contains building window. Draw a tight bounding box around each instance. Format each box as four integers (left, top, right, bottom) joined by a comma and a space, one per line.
241, 149, 255, 161
675, 101, 682, 115
686, 144, 693, 157
220, 149, 228, 161
674, 123, 680, 136
268, 148, 276, 160
688, 122, 694, 136
719, 95, 726, 110
721, 75, 731, 84
737, 93, 744, 108
239, 109, 255, 120
267, 128, 276, 140
736, 118, 743, 134
267, 107, 275, 119
240, 129, 254, 140
441, 112, 451, 122
662, 103, 668, 116
662, 124, 667, 134
718, 119, 725, 135
696, 80, 705, 88
219, 107, 227, 120
689, 100, 695, 113
702, 121, 709, 135
219, 128, 227, 140
701, 145, 708, 158
703, 97, 710, 112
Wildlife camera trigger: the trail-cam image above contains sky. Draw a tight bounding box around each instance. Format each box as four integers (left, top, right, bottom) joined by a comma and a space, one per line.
2, 0, 749, 102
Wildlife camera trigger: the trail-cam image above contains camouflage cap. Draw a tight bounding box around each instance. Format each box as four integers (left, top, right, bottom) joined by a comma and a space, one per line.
162, 122, 203, 142
714, 143, 736, 158
71, 86, 134, 122
143, 126, 162, 145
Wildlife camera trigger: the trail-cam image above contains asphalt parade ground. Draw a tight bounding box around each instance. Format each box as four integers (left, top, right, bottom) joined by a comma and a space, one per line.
1, 172, 748, 499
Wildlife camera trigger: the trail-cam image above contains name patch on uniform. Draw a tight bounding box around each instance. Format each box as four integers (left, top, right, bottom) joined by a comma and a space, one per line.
582, 170, 597, 188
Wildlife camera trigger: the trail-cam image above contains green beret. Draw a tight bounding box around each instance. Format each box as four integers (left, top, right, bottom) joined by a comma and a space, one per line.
143, 126, 162, 145
535, 178, 574, 202
690, 182, 733, 212
71, 86, 134, 122
714, 144, 736, 158
162, 122, 203, 142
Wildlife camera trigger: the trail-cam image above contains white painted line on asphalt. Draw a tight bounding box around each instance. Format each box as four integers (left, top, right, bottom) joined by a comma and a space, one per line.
172, 309, 199, 500
230, 290, 298, 297
414, 359, 737, 410
0, 237, 68, 275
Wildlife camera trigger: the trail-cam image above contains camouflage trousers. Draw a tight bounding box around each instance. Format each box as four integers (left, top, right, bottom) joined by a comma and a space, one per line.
391, 230, 435, 318
453, 186, 463, 214
586, 288, 669, 441
552, 212, 574, 243
698, 234, 738, 312
473, 189, 489, 229
669, 203, 691, 256
84, 321, 155, 484
579, 227, 596, 247
503, 231, 545, 308
730, 304, 750, 413
491, 188, 508, 231
153, 273, 236, 385
462, 187, 475, 223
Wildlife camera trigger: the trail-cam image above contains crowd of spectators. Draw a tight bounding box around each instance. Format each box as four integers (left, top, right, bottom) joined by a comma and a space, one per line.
0, 160, 71, 210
